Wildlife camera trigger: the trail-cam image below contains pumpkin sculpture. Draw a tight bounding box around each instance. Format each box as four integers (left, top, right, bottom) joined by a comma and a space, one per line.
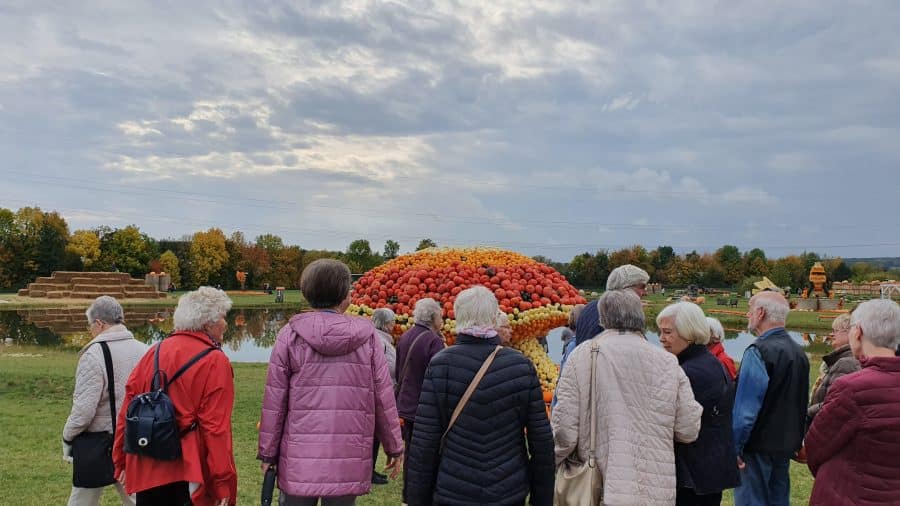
347, 247, 586, 393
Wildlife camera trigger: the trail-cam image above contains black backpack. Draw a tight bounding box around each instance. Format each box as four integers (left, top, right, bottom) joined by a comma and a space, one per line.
124, 339, 219, 460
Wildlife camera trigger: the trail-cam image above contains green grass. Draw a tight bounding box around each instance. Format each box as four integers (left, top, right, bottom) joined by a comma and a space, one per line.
1, 343, 821, 505
0, 345, 397, 505
0, 290, 308, 310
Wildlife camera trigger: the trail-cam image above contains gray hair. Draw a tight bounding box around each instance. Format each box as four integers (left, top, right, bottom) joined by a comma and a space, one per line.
751, 291, 790, 324
413, 298, 442, 325
85, 295, 125, 325
707, 317, 725, 344
371, 307, 396, 332
173, 286, 233, 331
454, 286, 499, 330
657, 302, 710, 345
851, 299, 900, 350
568, 303, 585, 329
495, 310, 511, 328
606, 264, 650, 291
597, 289, 645, 332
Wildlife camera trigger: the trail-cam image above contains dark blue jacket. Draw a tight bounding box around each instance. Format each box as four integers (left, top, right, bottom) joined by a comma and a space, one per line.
406, 334, 555, 505
574, 300, 601, 345
675, 345, 741, 494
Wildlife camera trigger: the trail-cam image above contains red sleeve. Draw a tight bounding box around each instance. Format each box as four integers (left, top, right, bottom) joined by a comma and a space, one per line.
113, 358, 143, 477
806, 378, 860, 476
197, 353, 237, 500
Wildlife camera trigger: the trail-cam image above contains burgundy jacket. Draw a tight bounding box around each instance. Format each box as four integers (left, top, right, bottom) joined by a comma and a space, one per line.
395, 323, 444, 421
806, 356, 900, 505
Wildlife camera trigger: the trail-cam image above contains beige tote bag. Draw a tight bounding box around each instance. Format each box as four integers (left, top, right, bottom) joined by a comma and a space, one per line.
553, 344, 602, 506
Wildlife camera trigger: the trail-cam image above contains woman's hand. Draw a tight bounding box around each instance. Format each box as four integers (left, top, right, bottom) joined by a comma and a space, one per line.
385, 454, 404, 479
261, 462, 271, 473
215, 498, 229, 506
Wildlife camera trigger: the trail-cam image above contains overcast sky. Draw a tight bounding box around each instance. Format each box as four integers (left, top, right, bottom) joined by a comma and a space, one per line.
1, 1, 898, 261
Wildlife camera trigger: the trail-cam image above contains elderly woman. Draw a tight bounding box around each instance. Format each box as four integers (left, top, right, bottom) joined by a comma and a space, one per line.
63, 296, 147, 506
496, 310, 512, 345
706, 317, 737, 380
806, 299, 900, 504
659, 303, 740, 505
406, 285, 554, 505
258, 259, 403, 505
370, 307, 397, 485
807, 313, 860, 425
113, 287, 236, 506
553, 290, 701, 505
395, 297, 445, 503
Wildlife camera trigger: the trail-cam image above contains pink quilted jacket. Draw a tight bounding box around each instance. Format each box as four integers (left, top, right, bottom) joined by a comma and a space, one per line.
257, 311, 403, 498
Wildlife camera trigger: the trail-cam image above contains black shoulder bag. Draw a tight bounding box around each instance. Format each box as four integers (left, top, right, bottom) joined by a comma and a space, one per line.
71, 341, 117, 488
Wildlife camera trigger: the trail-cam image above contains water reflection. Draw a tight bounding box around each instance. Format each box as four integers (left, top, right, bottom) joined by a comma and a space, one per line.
4, 307, 832, 364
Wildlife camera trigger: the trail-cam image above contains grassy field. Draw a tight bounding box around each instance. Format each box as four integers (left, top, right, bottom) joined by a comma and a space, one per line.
0, 343, 820, 505
0, 290, 308, 310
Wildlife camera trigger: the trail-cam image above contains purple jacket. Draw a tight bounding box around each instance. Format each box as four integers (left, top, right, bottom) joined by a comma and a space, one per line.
257, 311, 403, 498
395, 323, 445, 421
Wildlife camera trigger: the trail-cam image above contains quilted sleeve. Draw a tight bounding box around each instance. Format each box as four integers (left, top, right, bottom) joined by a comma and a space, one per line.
524, 360, 555, 506
372, 332, 404, 457
405, 363, 443, 506
63, 349, 104, 442
257, 325, 294, 463
552, 350, 580, 466
806, 378, 860, 476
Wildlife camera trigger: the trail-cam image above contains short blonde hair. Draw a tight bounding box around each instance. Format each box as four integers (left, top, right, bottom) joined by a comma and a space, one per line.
657, 302, 710, 345
832, 313, 851, 333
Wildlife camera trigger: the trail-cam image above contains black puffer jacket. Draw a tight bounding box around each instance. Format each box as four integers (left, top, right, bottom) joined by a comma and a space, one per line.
406, 334, 554, 505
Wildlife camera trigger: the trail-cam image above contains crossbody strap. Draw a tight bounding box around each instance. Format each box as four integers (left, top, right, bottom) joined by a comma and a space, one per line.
168, 347, 218, 386
395, 332, 426, 394
150, 338, 219, 392
99, 341, 116, 438
441, 345, 503, 451
587, 343, 598, 466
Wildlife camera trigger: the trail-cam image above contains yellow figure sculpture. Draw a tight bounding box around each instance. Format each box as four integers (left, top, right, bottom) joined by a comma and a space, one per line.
809, 262, 827, 296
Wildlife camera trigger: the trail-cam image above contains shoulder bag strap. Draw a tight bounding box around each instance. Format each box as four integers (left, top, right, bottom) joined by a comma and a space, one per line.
151, 341, 165, 391
167, 347, 219, 388
98, 341, 116, 438
587, 343, 598, 467
441, 345, 503, 451
395, 332, 426, 394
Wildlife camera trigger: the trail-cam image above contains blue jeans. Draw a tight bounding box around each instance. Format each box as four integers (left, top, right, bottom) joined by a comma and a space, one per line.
733, 453, 790, 506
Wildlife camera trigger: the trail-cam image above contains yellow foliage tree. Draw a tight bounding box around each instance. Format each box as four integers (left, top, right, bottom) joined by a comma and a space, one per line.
190, 228, 229, 287
66, 229, 101, 269
159, 250, 181, 288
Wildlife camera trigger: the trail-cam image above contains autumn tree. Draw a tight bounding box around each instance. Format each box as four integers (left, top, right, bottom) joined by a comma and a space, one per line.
715, 245, 743, 286
96, 225, 158, 276
383, 240, 400, 260
743, 248, 769, 277
190, 228, 229, 286
345, 239, 381, 273
66, 230, 101, 269
159, 250, 181, 288
416, 238, 437, 251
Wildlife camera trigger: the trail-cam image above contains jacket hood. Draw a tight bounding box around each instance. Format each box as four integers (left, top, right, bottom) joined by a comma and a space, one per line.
289, 311, 374, 356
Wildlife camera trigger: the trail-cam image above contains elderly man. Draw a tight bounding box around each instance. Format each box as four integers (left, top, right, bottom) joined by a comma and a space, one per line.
805, 299, 900, 504
732, 291, 809, 506
807, 313, 860, 425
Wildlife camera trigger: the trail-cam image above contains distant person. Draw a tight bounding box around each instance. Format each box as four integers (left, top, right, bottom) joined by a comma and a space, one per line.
807, 313, 860, 426
559, 303, 582, 351
806, 299, 900, 504
257, 259, 403, 504
495, 310, 512, 345
732, 291, 809, 506
405, 286, 554, 505
113, 287, 237, 506
659, 302, 740, 504
706, 317, 737, 380
370, 307, 398, 485
394, 298, 445, 504
554, 290, 701, 504
63, 296, 148, 506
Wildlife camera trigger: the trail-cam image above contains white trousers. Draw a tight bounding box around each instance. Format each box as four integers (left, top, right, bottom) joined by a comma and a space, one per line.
67, 483, 135, 506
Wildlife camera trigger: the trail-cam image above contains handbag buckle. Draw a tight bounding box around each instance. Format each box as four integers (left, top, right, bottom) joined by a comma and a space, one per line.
138, 437, 149, 447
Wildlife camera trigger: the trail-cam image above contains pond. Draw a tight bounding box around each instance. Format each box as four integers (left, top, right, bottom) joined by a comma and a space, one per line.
0, 307, 831, 363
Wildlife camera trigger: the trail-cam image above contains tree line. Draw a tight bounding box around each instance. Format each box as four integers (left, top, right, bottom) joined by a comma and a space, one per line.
0, 206, 895, 292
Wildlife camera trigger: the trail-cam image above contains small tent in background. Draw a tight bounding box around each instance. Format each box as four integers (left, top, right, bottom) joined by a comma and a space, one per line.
752, 276, 784, 295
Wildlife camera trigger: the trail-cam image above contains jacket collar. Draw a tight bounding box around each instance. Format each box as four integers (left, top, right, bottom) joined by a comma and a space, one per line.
758, 327, 787, 340
170, 329, 221, 348
454, 333, 501, 346
823, 344, 853, 367
860, 355, 900, 372
79, 324, 135, 354
677, 343, 708, 364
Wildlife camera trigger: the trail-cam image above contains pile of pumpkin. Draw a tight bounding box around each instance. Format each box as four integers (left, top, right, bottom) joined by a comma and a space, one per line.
347, 247, 586, 394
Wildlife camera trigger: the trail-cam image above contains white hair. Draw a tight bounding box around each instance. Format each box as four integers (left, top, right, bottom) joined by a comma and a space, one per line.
454, 286, 499, 330
371, 307, 396, 332
85, 295, 125, 325
173, 286, 233, 331
495, 310, 510, 328
413, 298, 442, 325
657, 302, 710, 345
606, 264, 650, 291
706, 317, 725, 344
752, 292, 790, 324
851, 299, 900, 350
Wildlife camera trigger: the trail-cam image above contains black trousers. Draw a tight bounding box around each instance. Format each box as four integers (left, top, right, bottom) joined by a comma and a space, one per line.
401, 419, 415, 503
676, 487, 722, 506
372, 435, 380, 470
136, 481, 192, 506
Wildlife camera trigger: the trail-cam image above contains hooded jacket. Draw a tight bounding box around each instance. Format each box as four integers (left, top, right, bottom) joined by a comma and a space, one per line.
257, 311, 403, 498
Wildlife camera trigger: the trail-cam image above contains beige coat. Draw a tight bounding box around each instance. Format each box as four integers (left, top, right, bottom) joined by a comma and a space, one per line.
376, 329, 397, 385
63, 325, 149, 442
552, 331, 702, 505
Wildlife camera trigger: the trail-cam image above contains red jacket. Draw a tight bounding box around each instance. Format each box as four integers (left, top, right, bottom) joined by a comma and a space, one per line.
706, 342, 737, 380
113, 331, 237, 506
806, 356, 900, 505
